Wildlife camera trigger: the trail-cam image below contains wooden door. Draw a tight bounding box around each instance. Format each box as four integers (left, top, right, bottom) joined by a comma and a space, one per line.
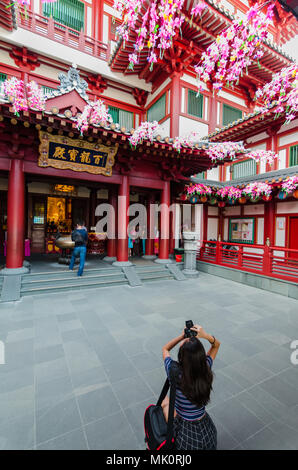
31, 197, 47, 253
289, 217, 298, 259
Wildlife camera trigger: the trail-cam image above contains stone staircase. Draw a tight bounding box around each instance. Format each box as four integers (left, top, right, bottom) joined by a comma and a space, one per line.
16, 263, 185, 298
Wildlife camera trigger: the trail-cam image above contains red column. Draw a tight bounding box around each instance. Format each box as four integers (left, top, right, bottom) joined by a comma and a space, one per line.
208, 95, 218, 134
113, 176, 131, 265
143, 193, 156, 258
156, 181, 171, 262
6, 158, 26, 270
203, 204, 208, 242
264, 199, 275, 246
170, 72, 181, 138
106, 188, 117, 260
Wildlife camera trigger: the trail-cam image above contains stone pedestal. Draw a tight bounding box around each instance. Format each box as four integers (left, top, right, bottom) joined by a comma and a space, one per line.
182, 231, 199, 278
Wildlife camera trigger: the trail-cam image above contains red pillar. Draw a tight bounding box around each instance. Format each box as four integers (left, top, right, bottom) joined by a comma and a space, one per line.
143, 193, 156, 258
203, 204, 208, 242
156, 181, 171, 263
208, 95, 218, 134
170, 72, 181, 138
264, 199, 275, 246
106, 188, 117, 260
113, 176, 131, 265
6, 158, 26, 271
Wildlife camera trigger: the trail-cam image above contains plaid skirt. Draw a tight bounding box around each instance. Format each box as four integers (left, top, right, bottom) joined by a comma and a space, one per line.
173, 413, 217, 450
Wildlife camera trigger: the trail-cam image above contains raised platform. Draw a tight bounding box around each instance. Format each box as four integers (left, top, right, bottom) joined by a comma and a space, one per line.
197, 261, 298, 300
0, 254, 187, 301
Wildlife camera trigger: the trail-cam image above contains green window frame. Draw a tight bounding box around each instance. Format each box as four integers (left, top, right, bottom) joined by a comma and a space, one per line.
232, 159, 256, 180
0, 73, 7, 84
187, 89, 203, 119
42, 86, 56, 97
108, 106, 133, 130
42, 0, 85, 32
222, 104, 242, 126
289, 145, 298, 167
147, 93, 166, 123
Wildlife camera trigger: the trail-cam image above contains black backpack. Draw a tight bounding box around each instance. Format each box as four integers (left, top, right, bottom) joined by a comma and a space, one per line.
72, 229, 85, 246
144, 361, 180, 450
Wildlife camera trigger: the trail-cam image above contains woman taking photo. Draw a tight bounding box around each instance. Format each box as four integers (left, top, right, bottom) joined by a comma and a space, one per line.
161, 325, 220, 450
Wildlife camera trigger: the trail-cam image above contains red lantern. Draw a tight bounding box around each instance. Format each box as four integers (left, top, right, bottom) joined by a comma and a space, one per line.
218, 201, 225, 208
293, 189, 298, 199
239, 197, 246, 204
262, 195, 272, 201
200, 195, 207, 203
181, 194, 187, 201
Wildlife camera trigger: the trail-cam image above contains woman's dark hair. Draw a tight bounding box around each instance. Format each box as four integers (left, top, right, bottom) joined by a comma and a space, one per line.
177, 336, 213, 408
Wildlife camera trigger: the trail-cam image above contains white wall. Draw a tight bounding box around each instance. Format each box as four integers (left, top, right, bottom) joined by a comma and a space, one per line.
101, 87, 138, 107
206, 167, 219, 181
179, 116, 208, 138
218, 90, 246, 108
278, 149, 287, 170
243, 204, 264, 215
275, 216, 286, 247
257, 217, 264, 245
207, 218, 218, 240
158, 118, 170, 137
276, 201, 298, 214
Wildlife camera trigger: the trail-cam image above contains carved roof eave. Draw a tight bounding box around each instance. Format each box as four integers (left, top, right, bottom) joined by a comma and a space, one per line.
109, 0, 294, 78
0, 99, 238, 177
190, 165, 298, 187
206, 103, 298, 142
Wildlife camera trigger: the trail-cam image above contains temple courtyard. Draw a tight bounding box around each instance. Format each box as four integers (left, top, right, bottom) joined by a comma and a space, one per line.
0, 272, 297, 450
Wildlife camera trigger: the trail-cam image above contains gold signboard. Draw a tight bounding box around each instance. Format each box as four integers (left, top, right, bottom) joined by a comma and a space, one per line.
38, 131, 118, 176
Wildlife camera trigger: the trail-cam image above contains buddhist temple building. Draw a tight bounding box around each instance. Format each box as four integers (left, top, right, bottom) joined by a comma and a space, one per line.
0, 0, 297, 300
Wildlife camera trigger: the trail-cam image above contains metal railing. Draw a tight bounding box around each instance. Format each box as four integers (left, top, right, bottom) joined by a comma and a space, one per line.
197, 240, 298, 283
18, 10, 108, 62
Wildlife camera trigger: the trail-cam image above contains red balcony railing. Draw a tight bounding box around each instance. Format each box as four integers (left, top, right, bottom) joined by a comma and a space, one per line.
18, 11, 109, 62
197, 240, 298, 284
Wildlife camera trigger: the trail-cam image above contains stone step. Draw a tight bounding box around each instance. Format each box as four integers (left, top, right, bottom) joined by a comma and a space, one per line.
23, 267, 120, 281
21, 271, 126, 286
21, 277, 129, 296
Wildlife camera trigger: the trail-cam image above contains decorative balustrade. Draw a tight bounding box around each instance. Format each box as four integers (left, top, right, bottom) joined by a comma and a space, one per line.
18, 11, 109, 62
197, 240, 298, 283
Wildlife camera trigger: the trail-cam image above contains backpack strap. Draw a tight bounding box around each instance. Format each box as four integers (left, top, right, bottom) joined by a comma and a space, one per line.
156, 378, 170, 407
165, 361, 181, 448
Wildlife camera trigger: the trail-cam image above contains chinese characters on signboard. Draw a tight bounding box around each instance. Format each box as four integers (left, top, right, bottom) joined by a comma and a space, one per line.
38, 132, 118, 176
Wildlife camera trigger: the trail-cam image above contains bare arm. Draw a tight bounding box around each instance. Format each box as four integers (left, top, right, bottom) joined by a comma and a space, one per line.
162, 333, 185, 361
191, 325, 221, 362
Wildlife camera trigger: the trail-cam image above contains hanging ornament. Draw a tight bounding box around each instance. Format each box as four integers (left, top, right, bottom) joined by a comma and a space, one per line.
189, 195, 198, 204
277, 190, 287, 200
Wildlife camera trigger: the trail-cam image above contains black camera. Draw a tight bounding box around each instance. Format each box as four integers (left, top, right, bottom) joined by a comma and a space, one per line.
184, 320, 197, 338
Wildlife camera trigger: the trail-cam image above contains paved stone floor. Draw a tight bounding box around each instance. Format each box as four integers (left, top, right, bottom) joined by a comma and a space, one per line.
0, 272, 297, 450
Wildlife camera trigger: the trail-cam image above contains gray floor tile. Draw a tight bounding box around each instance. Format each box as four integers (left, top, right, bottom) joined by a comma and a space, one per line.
36, 397, 81, 445
36, 427, 88, 450
211, 397, 265, 442
84, 411, 139, 450
77, 386, 121, 425
0, 413, 34, 450
112, 375, 153, 409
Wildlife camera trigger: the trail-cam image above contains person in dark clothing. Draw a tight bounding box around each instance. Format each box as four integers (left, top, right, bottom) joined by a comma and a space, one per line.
69, 220, 88, 276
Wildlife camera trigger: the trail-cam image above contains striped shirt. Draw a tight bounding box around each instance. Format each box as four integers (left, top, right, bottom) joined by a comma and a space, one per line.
164, 355, 213, 422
